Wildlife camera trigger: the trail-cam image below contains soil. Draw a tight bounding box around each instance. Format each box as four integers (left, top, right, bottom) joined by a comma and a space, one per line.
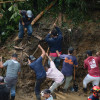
0, 11, 100, 100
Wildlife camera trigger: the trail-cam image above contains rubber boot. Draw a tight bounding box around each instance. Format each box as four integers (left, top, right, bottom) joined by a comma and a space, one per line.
11, 96, 15, 100
36, 95, 41, 100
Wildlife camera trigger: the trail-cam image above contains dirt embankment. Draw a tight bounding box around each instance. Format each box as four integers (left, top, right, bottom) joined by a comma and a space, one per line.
0, 13, 100, 100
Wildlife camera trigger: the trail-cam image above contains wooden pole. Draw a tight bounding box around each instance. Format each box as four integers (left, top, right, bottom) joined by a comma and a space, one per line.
43, 48, 49, 66
0, 0, 25, 4
31, 0, 57, 25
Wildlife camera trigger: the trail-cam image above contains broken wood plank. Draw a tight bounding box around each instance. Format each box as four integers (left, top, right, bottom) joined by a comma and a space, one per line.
31, 0, 57, 25
32, 34, 42, 40
13, 46, 23, 50
0, 0, 25, 4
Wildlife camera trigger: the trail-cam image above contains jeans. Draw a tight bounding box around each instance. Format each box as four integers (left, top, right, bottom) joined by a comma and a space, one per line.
35, 77, 46, 96
48, 56, 61, 69
64, 76, 72, 90
4, 77, 17, 96
49, 79, 64, 93
18, 23, 33, 38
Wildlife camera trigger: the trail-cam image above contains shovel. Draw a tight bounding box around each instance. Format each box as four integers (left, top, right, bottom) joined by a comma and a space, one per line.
72, 65, 78, 92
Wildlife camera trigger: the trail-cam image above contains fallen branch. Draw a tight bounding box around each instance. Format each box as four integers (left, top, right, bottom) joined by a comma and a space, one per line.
0, 0, 25, 4
31, 0, 57, 25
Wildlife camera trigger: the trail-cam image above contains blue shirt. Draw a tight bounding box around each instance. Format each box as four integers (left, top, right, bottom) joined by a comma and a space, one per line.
45, 27, 62, 53
19, 10, 34, 26
3, 60, 21, 78
60, 54, 78, 76
29, 56, 46, 79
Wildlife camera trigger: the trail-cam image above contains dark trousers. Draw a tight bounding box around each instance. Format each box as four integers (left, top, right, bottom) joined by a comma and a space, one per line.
35, 77, 46, 96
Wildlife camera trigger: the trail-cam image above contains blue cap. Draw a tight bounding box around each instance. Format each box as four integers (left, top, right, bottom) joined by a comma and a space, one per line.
29, 55, 36, 61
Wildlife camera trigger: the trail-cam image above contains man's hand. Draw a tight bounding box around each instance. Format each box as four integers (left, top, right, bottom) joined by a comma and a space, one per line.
38, 44, 41, 48
96, 51, 100, 57
38, 44, 45, 58
28, 59, 31, 64
22, 22, 25, 26
56, 50, 60, 57
53, 23, 56, 27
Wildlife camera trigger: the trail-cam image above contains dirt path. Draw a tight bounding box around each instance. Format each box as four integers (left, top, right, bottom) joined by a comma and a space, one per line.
16, 91, 88, 100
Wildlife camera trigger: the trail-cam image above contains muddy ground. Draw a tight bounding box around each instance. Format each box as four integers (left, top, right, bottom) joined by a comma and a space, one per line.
0, 12, 100, 100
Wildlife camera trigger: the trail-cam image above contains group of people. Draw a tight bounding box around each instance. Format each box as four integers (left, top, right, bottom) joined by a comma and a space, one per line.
0, 9, 100, 100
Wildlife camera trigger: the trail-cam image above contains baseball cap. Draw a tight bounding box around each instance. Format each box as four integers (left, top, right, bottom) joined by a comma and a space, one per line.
27, 10, 32, 18
12, 54, 18, 58
43, 89, 51, 94
29, 55, 36, 61
0, 76, 4, 82
68, 47, 74, 54
86, 50, 92, 56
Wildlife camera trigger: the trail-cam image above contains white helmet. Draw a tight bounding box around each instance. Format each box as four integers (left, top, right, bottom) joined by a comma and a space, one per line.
26, 10, 32, 18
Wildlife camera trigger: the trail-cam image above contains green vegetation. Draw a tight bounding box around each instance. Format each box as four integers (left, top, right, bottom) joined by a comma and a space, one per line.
0, 0, 99, 43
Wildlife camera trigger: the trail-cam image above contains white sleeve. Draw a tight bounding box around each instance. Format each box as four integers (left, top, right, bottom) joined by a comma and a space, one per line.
50, 61, 56, 68
46, 68, 52, 76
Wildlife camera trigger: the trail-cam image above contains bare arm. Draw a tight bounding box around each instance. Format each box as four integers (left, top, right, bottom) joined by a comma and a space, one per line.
45, 53, 52, 61
0, 57, 4, 68
28, 59, 31, 65
38, 44, 45, 58
96, 51, 100, 57
56, 50, 61, 57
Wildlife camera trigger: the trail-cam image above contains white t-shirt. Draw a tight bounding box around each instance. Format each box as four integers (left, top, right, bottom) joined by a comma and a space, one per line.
46, 61, 64, 83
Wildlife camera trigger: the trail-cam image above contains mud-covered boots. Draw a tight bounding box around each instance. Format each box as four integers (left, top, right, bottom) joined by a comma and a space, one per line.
11, 96, 15, 100
36, 95, 41, 100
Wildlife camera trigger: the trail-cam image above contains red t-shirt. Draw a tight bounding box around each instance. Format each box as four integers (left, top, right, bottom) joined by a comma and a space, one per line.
84, 56, 100, 77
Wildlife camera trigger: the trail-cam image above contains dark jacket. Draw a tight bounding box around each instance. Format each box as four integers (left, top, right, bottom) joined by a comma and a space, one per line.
0, 84, 10, 100
45, 27, 62, 53
19, 10, 33, 26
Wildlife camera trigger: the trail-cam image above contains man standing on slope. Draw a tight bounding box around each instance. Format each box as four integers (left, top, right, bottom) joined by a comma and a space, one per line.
28, 44, 46, 100
83, 50, 100, 92
17, 10, 34, 43
45, 24, 63, 69
56, 47, 78, 93
0, 54, 21, 100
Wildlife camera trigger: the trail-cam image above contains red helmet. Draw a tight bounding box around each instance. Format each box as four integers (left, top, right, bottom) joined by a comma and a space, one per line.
91, 86, 100, 93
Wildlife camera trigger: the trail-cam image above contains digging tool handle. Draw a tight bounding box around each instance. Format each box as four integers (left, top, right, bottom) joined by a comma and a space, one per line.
33, 47, 38, 56
43, 48, 49, 66
74, 65, 75, 80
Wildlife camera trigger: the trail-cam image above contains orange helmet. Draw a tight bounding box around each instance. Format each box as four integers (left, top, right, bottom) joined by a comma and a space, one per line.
91, 86, 100, 93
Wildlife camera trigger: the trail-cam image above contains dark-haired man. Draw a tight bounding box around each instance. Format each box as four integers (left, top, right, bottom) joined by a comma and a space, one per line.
28, 45, 46, 100
45, 24, 63, 68
0, 76, 10, 100
56, 47, 78, 92
83, 50, 100, 92
0, 54, 21, 100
